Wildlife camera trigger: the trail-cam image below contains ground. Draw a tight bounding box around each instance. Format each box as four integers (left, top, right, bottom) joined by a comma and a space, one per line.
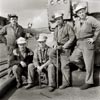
0, 36, 100, 100
1, 85, 100, 100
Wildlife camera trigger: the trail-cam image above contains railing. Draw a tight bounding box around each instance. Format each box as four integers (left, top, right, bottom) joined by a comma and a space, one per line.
0, 60, 8, 78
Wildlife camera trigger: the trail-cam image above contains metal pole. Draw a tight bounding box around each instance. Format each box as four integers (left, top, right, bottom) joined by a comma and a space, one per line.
56, 49, 59, 88
56, 26, 59, 89
38, 71, 41, 88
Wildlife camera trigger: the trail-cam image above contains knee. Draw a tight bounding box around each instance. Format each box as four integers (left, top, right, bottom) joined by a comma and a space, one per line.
48, 64, 55, 71
49, 49, 56, 58
12, 65, 19, 72
28, 63, 35, 70
61, 64, 70, 71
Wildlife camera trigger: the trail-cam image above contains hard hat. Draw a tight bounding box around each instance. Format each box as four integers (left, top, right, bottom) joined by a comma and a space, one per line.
37, 35, 47, 42
16, 37, 26, 44
74, 3, 87, 13
54, 12, 63, 19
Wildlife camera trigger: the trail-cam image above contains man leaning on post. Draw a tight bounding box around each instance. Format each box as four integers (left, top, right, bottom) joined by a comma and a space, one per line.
49, 12, 75, 89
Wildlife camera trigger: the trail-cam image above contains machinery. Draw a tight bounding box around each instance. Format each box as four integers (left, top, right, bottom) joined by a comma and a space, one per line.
47, 0, 100, 66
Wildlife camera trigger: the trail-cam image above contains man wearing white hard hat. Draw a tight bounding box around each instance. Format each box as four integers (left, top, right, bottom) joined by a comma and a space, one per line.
25, 35, 56, 92
68, 3, 100, 90
49, 12, 75, 89
9, 37, 34, 88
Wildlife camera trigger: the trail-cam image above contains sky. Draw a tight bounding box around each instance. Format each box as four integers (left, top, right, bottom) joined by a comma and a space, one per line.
0, 0, 100, 28
0, 0, 48, 28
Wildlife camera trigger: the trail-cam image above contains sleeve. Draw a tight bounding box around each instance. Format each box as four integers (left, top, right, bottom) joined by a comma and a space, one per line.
63, 24, 75, 49
0, 26, 7, 44
33, 49, 39, 67
0, 26, 7, 35
91, 17, 100, 41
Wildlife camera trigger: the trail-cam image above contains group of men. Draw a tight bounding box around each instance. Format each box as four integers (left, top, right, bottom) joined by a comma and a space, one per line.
0, 3, 100, 92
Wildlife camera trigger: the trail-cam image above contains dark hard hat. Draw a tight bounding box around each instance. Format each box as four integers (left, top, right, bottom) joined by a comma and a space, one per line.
8, 14, 18, 19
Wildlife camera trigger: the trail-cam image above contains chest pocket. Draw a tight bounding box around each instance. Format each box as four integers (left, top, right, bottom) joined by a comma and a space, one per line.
37, 48, 49, 64
81, 21, 93, 33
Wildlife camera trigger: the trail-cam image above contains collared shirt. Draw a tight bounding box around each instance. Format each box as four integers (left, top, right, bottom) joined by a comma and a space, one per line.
74, 16, 100, 39
54, 23, 75, 48
34, 45, 50, 67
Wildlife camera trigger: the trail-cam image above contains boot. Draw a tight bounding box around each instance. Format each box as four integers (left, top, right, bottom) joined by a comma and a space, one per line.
25, 83, 34, 89
80, 84, 93, 90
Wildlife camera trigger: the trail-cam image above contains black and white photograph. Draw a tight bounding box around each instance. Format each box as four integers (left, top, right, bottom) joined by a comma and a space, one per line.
0, 0, 100, 100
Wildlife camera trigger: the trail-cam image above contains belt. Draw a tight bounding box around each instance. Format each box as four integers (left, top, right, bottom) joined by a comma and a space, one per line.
77, 36, 93, 41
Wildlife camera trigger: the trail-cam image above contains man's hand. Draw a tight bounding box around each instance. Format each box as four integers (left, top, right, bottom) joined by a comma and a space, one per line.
52, 42, 57, 49
8, 68, 13, 78
57, 45, 62, 50
87, 38, 94, 44
20, 61, 26, 67
37, 66, 42, 73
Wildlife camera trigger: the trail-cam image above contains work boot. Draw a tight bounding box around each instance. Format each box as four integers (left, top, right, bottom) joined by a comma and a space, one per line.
80, 84, 93, 90
25, 83, 34, 89
59, 84, 70, 89
48, 86, 55, 92
16, 82, 22, 88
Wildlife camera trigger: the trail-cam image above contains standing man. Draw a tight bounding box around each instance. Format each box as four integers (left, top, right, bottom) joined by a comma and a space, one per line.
10, 37, 34, 88
49, 12, 75, 89
69, 3, 100, 90
0, 14, 26, 76
25, 35, 56, 92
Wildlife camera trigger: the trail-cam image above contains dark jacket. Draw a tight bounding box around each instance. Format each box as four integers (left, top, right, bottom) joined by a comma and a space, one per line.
9, 47, 34, 67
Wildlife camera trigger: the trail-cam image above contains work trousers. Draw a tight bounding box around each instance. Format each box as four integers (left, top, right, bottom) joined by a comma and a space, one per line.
70, 40, 94, 84
49, 48, 71, 86
27, 63, 56, 87
12, 64, 31, 83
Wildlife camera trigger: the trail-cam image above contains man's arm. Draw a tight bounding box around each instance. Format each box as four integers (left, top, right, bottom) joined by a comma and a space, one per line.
33, 48, 40, 68
91, 17, 100, 42
0, 26, 7, 44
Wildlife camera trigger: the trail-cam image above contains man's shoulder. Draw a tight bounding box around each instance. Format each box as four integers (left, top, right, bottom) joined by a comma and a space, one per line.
2, 24, 11, 29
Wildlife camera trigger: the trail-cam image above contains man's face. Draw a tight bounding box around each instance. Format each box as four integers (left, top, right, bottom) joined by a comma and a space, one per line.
38, 41, 46, 48
10, 17, 18, 25
56, 17, 63, 26
77, 8, 86, 19
18, 43, 26, 51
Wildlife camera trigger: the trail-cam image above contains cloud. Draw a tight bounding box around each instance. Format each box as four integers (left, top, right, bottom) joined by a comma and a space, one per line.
0, 0, 47, 12
32, 9, 48, 28
0, 0, 48, 28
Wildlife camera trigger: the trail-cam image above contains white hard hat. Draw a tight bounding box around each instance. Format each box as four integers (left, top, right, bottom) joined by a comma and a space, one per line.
74, 3, 87, 13
16, 37, 26, 44
54, 12, 63, 19
37, 35, 47, 42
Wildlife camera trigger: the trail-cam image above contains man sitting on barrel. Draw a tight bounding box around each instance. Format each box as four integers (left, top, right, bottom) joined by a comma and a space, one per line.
9, 37, 34, 88
25, 35, 56, 92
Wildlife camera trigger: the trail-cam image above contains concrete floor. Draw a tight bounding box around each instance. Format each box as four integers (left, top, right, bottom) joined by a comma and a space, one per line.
1, 85, 100, 100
